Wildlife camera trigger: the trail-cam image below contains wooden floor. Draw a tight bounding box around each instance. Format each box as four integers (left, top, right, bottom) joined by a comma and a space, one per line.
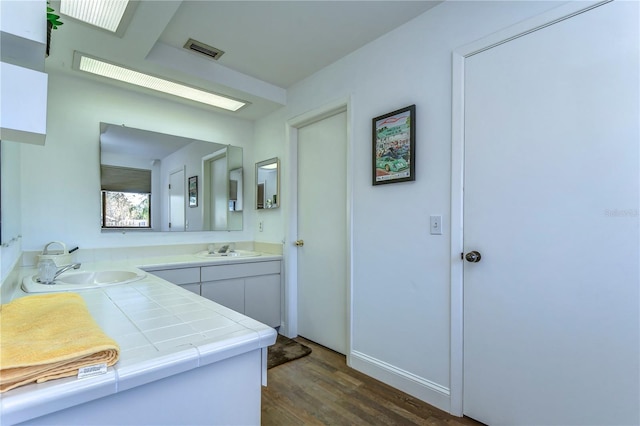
262, 337, 482, 426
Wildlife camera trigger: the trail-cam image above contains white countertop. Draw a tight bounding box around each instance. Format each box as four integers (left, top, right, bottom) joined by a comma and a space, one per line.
136, 252, 282, 270
1, 253, 280, 425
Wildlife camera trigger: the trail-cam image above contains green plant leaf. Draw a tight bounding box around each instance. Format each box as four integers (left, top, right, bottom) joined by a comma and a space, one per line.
47, 1, 63, 30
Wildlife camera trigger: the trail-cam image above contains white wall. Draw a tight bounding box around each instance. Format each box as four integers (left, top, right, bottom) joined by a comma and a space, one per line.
253, 108, 287, 243
19, 72, 255, 251
255, 0, 569, 411
0, 140, 23, 282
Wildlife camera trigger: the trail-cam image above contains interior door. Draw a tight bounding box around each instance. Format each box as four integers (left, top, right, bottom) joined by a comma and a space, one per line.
168, 167, 185, 231
297, 110, 348, 354
463, 2, 639, 425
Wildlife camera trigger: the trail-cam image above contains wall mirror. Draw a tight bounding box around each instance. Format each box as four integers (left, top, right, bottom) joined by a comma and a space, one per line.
256, 157, 280, 210
100, 123, 243, 232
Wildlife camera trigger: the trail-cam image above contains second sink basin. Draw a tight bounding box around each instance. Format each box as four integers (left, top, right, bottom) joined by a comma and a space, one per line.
196, 250, 262, 258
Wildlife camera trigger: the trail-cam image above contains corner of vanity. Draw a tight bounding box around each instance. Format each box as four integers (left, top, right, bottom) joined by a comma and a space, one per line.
1, 250, 281, 426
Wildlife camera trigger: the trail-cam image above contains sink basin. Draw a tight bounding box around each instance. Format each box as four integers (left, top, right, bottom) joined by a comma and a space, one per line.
196, 249, 262, 258
56, 270, 142, 285
22, 270, 146, 293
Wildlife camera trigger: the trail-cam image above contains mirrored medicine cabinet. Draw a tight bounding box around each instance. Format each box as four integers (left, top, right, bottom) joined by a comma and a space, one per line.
99, 123, 243, 232
256, 157, 280, 210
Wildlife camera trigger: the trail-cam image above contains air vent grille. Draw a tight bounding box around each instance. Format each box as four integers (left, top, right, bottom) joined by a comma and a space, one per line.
184, 39, 225, 61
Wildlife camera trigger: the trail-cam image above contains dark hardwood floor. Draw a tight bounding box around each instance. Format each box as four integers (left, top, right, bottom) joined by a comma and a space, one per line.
262, 337, 482, 426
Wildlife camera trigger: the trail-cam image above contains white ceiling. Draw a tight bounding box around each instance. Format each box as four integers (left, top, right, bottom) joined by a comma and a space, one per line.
100, 122, 224, 160
46, 1, 442, 120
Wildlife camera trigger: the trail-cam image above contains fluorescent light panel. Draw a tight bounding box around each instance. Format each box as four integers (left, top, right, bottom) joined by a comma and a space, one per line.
78, 55, 247, 111
61, 0, 129, 32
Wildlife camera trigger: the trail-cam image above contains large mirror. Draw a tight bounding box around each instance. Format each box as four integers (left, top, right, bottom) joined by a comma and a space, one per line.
100, 123, 243, 231
256, 157, 280, 209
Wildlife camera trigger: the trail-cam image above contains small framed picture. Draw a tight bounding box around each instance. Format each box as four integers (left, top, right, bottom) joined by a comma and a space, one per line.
372, 104, 416, 185
188, 176, 198, 207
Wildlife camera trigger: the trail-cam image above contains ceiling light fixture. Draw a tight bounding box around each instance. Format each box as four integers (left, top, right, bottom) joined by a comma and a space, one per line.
74, 53, 247, 112
60, 0, 136, 35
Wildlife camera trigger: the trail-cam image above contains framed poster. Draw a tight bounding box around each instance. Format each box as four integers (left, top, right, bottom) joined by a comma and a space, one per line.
372, 104, 416, 185
188, 176, 198, 207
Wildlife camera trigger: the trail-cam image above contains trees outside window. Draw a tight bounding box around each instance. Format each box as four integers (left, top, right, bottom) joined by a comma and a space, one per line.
102, 191, 150, 228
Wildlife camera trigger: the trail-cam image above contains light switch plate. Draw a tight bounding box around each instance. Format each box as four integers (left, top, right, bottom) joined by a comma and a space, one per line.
430, 215, 442, 235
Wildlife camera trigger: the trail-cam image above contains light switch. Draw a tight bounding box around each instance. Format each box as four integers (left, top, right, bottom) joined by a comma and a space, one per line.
430, 215, 442, 235
259, 221, 264, 232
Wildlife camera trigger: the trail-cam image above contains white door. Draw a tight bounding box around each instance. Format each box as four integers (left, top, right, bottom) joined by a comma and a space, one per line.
463, 2, 639, 425
169, 168, 185, 231
297, 110, 348, 354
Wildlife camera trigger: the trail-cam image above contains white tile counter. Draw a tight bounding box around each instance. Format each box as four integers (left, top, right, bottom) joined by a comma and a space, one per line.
0, 253, 280, 425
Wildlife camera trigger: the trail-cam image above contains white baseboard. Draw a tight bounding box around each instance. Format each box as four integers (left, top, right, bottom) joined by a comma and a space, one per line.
350, 350, 451, 413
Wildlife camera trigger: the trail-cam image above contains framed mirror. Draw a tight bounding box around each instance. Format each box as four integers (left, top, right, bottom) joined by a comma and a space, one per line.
100, 123, 243, 232
256, 158, 280, 210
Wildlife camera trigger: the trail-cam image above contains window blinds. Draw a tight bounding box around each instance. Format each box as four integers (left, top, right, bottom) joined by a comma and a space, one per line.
100, 165, 151, 193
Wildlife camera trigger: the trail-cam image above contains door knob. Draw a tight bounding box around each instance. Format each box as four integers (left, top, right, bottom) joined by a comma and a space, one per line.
465, 251, 482, 263
294, 240, 304, 247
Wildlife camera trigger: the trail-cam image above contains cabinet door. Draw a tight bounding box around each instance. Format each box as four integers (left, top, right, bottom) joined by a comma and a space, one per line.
201, 278, 244, 314
147, 267, 200, 285
179, 283, 201, 295
244, 275, 281, 327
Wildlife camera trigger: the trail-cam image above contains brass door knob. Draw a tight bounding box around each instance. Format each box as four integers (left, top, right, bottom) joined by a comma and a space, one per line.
465, 251, 482, 263
294, 240, 304, 247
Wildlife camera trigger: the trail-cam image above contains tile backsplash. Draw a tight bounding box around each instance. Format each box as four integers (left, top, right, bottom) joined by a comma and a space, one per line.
21, 241, 284, 267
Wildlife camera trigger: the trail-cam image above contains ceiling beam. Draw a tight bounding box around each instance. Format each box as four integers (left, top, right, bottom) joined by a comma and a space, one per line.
146, 42, 286, 106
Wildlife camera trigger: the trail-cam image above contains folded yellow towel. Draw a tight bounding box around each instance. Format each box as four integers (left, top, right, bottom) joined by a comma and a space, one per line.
0, 293, 120, 393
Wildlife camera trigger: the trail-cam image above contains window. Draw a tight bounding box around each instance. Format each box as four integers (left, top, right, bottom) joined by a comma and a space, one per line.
101, 191, 150, 228
101, 165, 151, 229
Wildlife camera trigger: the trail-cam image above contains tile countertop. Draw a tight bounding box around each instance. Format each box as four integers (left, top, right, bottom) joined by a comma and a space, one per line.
1, 252, 280, 425
79, 250, 284, 271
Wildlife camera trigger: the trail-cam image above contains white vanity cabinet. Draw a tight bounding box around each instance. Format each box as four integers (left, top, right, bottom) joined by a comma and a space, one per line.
143, 259, 282, 328
201, 260, 281, 328
145, 266, 201, 295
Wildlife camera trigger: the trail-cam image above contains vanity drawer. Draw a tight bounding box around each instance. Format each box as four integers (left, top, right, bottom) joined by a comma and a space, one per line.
149, 267, 200, 285
201, 261, 280, 281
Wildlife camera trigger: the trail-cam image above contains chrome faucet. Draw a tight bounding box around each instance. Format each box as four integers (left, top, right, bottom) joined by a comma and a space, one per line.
53, 263, 81, 280
218, 245, 230, 254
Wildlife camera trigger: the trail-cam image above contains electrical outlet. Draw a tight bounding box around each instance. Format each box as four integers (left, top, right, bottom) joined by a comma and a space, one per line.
430, 215, 442, 235
259, 221, 264, 232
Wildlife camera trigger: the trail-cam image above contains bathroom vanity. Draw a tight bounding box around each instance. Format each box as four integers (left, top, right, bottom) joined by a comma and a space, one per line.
145, 259, 281, 328
0, 251, 281, 425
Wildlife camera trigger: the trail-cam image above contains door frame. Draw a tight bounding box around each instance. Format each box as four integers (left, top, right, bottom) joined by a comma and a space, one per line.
283, 97, 354, 362
202, 148, 229, 230
449, 0, 610, 416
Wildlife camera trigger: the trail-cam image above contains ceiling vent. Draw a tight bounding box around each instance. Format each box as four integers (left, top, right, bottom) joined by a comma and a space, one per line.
183, 39, 225, 61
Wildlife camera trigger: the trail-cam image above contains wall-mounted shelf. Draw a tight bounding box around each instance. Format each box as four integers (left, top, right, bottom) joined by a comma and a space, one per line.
1, 62, 48, 145
0, 0, 48, 145
0, 0, 47, 71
